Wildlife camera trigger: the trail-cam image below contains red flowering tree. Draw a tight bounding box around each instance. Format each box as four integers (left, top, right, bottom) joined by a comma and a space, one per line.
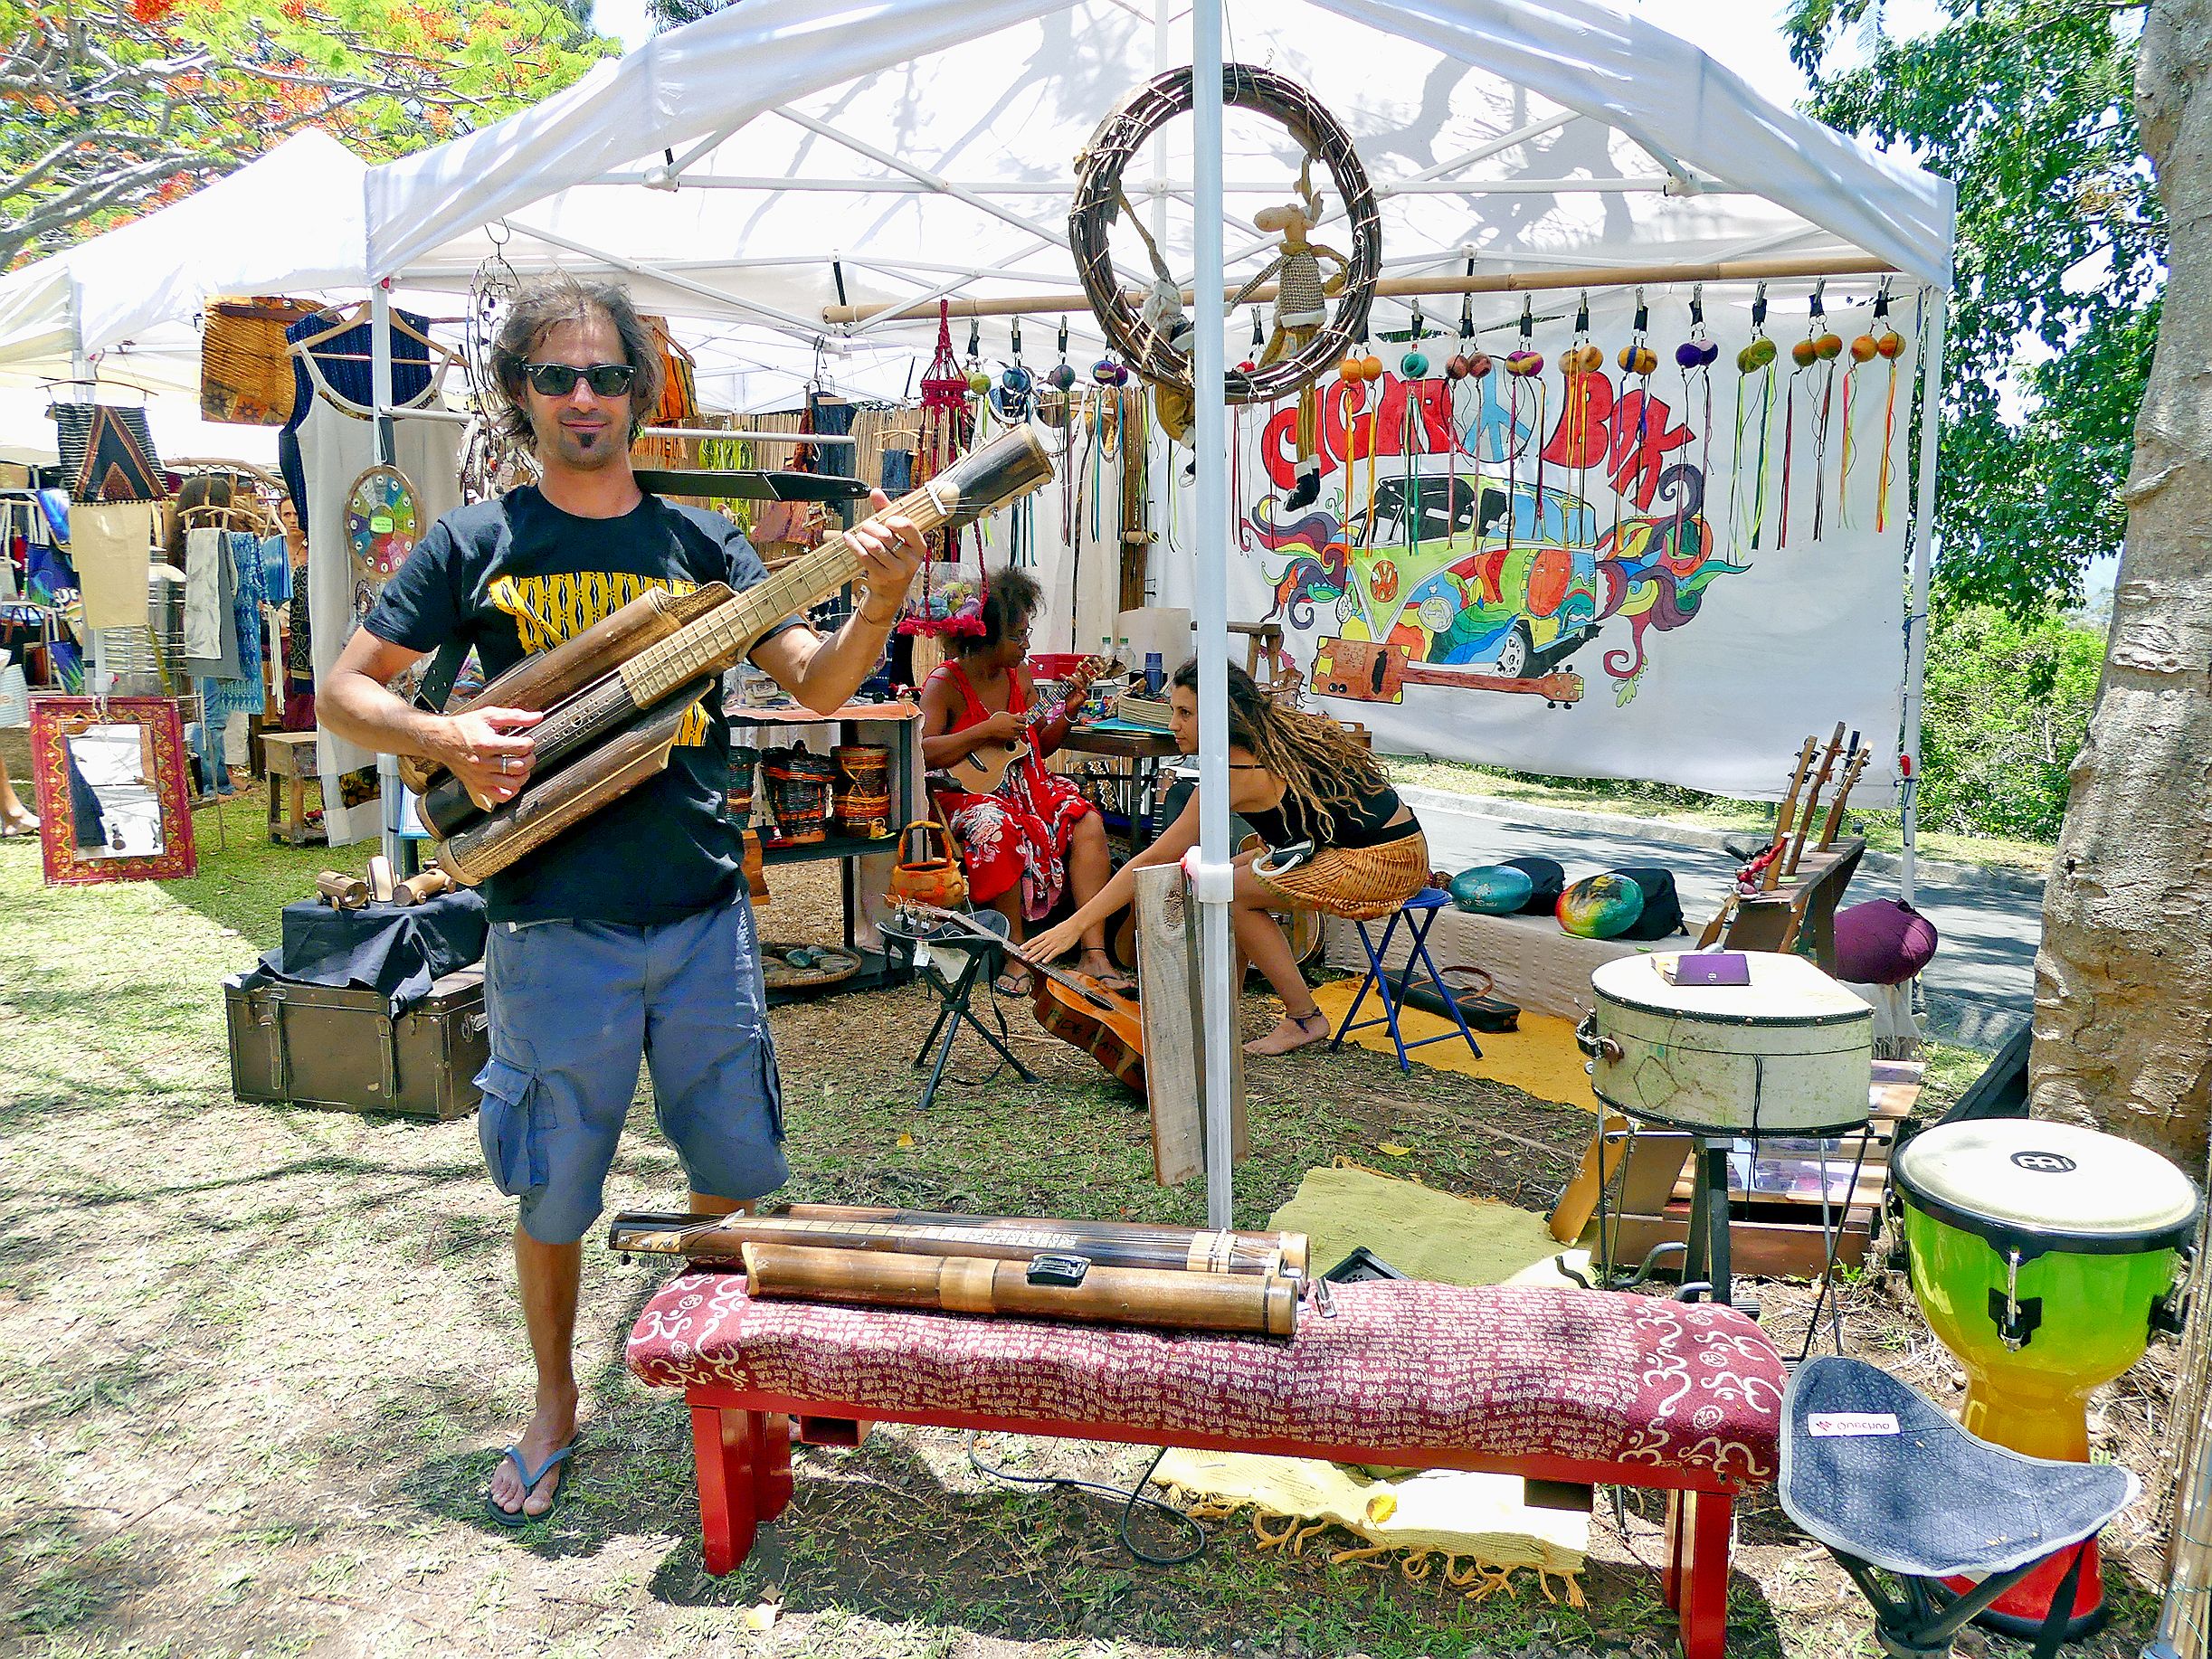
0, 0, 609, 269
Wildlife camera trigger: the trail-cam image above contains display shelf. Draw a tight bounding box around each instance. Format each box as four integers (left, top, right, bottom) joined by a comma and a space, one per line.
761, 831, 899, 865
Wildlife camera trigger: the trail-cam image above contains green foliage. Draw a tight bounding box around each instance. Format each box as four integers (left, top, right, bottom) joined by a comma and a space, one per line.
1785, 0, 2160, 612
0, 0, 613, 268
1916, 602, 2103, 840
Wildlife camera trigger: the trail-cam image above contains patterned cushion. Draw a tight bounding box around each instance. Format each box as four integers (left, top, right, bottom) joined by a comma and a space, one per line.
628, 1275, 1783, 1484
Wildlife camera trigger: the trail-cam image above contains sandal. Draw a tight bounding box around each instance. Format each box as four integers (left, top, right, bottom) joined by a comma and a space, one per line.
992, 965, 1034, 997
487, 1437, 576, 1527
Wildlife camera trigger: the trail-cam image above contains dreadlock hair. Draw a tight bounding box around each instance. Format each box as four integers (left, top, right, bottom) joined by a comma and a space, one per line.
1171, 658, 1387, 839
487, 274, 664, 448
956, 567, 1040, 655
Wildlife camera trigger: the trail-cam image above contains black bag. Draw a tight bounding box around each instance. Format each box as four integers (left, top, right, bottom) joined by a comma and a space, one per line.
1396, 964, 1522, 1032
1501, 856, 1565, 915
1610, 866, 1687, 940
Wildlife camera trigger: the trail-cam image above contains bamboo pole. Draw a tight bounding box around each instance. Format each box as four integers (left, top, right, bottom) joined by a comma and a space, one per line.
820, 252, 1903, 326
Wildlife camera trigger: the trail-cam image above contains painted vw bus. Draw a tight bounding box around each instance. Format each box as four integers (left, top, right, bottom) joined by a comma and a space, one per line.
1343, 473, 1602, 678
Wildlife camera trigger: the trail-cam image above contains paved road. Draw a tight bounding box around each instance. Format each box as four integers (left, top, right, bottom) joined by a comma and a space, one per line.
1399, 786, 2043, 1050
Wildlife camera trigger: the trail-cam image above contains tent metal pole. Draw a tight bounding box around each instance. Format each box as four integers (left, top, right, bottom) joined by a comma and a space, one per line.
1191, 3, 1237, 1230
772, 106, 1070, 253
822, 252, 1902, 324
369, 280, 410, 875
1901, 288, 1946, 907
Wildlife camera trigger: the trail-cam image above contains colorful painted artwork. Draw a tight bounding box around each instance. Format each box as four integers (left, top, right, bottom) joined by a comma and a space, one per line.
343, 464, 422, 628
1557, 872, 1645, 939
1246, 365, 1747, 708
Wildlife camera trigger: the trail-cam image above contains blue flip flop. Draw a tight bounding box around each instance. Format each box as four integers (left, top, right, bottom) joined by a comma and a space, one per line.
487, 1438, 577, 1527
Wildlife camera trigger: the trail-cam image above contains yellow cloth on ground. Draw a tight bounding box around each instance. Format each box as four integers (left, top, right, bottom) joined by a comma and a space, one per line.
1153, 1166, 1590, 1583
1267, 1162, 1561, 1287
1309, 978, 1600, 1111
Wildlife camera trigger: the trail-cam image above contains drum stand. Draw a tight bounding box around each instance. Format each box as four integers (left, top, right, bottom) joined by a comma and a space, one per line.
1595, 1117, 1876, 1352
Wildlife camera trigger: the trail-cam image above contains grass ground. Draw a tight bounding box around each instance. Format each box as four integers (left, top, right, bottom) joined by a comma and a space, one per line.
0, 782, 2162, 1659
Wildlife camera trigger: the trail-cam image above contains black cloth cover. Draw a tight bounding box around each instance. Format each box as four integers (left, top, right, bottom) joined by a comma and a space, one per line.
1499, 855, 1564, 915
1610, 866, 1688, 940
249, 888, 488, 1015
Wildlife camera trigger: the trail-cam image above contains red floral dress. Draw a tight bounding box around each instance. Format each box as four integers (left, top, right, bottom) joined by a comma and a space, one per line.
929, 661, 1097, 920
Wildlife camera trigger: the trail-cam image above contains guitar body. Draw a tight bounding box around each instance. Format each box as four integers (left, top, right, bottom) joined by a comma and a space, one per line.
1031, 971, 1146, 1095
943, 738, 1026, 797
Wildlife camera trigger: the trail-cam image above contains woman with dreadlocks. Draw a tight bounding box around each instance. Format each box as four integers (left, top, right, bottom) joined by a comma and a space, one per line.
1026, 659, 1427, 1056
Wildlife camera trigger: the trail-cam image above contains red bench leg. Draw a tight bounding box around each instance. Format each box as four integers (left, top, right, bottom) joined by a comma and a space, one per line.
757, 1408, 793, 1522
691, 1404, 762, 1575
1662, 1488, 1733, 1659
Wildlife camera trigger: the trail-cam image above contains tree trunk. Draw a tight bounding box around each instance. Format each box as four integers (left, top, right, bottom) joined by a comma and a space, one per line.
2030, 0, 2212, 1168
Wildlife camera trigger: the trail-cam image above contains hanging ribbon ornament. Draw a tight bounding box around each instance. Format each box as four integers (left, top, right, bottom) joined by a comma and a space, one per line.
1337, 335, 1381, 547
1783, 312, 1818, 549
1873, 286, 1905, 533
1615, 291, 1657, 551
1503, 297, 1544, 557
1809, 282, 1843, 540
1733, 284, 1778, 549
1674, 287, 1720, 553
906, 300, 981, 637
1445, 272, 1491, 552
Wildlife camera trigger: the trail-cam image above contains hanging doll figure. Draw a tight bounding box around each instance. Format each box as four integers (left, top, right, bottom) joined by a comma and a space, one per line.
1235, 156, 1352, 509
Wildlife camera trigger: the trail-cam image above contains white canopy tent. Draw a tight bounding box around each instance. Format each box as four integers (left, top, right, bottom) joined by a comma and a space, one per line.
0, 0, 1952, 1220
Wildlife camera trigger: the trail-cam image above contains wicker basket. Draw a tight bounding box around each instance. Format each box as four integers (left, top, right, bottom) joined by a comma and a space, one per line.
201, 298, 321, 427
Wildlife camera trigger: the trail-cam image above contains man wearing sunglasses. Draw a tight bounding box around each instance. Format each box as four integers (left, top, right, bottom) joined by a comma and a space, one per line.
320, 276, 926, 1526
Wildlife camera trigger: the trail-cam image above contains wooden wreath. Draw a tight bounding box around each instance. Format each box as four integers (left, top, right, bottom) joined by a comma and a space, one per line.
1070, 63, 1381, 404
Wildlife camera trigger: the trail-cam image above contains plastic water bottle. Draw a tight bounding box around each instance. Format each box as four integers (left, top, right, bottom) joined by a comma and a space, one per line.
1144, 651, 1164, 697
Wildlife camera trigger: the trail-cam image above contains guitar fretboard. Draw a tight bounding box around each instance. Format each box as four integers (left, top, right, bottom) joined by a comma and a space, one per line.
621, 479, 957, 706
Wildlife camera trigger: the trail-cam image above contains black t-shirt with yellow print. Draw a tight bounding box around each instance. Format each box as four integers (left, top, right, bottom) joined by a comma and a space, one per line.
365, 484, 802, 925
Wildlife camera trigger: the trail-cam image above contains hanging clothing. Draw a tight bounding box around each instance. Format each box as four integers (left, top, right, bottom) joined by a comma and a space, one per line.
71, 501, 157, 630
260, 534, 293, 607
278, 307, 459, 844
926, 659, 1096, 921
182, 526, 229, 663
201, 530, 269, 727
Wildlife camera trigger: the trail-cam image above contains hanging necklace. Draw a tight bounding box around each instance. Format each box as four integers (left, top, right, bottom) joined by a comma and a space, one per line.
1675, 286, 1719, 555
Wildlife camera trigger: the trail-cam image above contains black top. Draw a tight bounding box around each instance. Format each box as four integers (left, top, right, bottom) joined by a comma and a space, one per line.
1239, 775, 1418, 851
365, 485, 802, 924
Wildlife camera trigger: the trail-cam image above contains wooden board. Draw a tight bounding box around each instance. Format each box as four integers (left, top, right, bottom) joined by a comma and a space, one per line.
1562, 1060, 1924, 1280
1134, 864, 1247, 1185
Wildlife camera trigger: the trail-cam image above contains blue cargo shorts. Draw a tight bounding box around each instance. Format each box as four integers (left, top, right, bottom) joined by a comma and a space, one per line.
473, 895, 787, 1245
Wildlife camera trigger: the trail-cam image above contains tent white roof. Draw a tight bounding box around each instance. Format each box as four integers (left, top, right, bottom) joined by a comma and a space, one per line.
0, 0, 1952, 402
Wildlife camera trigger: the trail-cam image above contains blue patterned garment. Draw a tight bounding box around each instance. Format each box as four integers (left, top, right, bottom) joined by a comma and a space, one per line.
199, 529, 268, 724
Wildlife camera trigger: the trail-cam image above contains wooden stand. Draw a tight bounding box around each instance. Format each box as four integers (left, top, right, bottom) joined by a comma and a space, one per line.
1555, 1062, 1924, 1278
259, 731, 326, 846
1135, 863, 1247, 1184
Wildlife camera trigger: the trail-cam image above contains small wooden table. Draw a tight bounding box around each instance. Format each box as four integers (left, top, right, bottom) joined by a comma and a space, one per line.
1059, 724, 1179, 844
259, 731, 325, 846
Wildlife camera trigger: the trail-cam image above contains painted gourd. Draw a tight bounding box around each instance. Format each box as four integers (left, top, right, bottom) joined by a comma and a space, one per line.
1369, 558, 1400, 604
1557, 873, 1646, 939
1448, 865, 1534, 916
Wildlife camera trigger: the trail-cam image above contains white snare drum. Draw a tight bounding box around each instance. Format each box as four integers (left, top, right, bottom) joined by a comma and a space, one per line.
1583, 951, 1874, 1134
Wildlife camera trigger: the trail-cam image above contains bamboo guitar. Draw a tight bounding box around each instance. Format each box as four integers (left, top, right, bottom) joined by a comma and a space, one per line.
420, 429, 1057, 886
607, 1205, 1308, 1277
740, 1241, 1302, 1337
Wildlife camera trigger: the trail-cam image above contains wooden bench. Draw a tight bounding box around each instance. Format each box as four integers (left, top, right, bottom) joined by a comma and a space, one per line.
626, 1275, 1785, 1659
258, 730, 325, 846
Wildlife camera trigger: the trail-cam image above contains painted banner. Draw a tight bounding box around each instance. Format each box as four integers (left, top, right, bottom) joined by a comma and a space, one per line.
1146, 288, 1923, 804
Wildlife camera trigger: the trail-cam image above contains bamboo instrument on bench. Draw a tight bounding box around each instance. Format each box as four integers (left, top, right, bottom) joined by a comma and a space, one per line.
1781, 722, 1848, 878
1698, 735, 1818, 947
740, 1241, 1302, 1337
607, 1206, 1305, 1277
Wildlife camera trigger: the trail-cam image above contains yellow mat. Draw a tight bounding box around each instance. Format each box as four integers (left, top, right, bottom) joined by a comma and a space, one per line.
1267, 1163, 1561, 1287
1152, 1166, 1591, 1587
1310, 979, 1599, 1111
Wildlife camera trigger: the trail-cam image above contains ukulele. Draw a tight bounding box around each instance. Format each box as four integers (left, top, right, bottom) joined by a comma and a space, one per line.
941, 656, 1111, 795
899, 900, 1146, 1095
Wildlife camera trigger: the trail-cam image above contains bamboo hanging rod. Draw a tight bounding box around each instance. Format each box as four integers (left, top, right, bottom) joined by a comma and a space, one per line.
821, 252, 1903, 326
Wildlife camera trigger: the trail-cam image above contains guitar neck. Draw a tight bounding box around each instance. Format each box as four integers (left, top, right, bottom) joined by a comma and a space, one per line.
620, 481, 958, 708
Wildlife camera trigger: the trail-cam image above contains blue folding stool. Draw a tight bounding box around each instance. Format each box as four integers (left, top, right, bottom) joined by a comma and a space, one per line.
1330, 886, 1482, 1072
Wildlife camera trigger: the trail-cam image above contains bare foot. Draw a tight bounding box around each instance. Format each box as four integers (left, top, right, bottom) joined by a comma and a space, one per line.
488, 1385, 578, 1521
1077, 948, 1135, 993
1244, 1010, 1331, 1057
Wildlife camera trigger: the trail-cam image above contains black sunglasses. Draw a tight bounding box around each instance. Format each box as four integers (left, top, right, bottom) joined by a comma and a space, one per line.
523, 361, 637, 397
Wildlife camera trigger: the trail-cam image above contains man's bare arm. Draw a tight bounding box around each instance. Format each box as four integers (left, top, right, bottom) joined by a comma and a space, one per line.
318, 630, 542, 808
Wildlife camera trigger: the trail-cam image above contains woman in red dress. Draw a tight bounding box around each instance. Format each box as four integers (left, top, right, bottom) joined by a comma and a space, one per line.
919, 570, 1127, 992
